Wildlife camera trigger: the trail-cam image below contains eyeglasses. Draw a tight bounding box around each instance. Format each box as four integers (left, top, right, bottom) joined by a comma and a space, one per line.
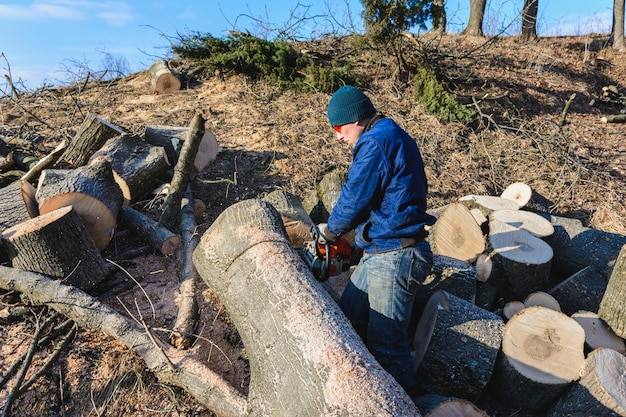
333, 125, 343, 133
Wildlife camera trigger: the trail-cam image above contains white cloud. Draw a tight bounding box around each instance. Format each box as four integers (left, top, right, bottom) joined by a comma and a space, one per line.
0, 1, 134, 25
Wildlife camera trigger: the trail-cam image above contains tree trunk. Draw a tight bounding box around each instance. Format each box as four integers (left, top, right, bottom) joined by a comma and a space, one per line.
89, 133, 170, 204
489, 306, 586, 413
598, 244, 626, 338
429, 203, 485, 263
1, 206, 107, 290
612, 0, 625, 51
571, 311, 626, 354
0, 181, 37, 230
192, 199, 421, 416
521, 0, 539, 40
413, 291, 503, 402
0, 265, 249, 417
548, 348, 626, 417
489, 220, 553, 298
548, 266, 607, 316
149, 60, 182, 94
36, 158, 124, 251
461, 0, 486, 36
117, 206, 181, 256
431, 0, 447, 32
539, 213, 626, 279
61, 113, 125, 168
144, 124, 220, 172
302, 170, 347, 223
414, 394, 489, 417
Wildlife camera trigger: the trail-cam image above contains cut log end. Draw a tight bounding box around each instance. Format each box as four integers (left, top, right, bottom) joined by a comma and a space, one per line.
489, 220, 553, 264
431, 203, 485, 262
500, 182, 532, 207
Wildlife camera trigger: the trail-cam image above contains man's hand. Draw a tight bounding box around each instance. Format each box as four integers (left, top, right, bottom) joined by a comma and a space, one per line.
317, 223, 338, 244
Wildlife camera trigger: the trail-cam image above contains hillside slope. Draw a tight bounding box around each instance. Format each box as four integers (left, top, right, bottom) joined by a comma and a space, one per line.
1, 33, 625, 416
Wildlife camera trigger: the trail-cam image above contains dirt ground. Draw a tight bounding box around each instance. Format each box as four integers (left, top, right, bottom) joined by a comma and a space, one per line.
1, 33, 625, 416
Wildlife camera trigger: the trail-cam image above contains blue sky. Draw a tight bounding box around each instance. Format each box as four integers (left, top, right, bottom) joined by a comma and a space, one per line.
0, 0, 616, 89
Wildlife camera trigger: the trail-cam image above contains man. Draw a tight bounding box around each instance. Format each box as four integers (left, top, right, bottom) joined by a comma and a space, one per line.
318, 85, 435, 399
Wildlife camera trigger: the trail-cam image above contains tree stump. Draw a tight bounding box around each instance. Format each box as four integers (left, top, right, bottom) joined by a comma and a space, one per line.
489, 220, 553, 298
192, 199, 420, 416
413, 394, 489, 417
89, 133, 170, 204
0, 180, 37, 230
489, 305, 586, 413
548, 348, 626, 417
598, 244, 626, 338
1, 206, 107, 290
118, 206, 180, 256
548, 266, 607, 316
144, 124, 220, 171
149, 59, 181, 94
539, 212, 626, 279
429, 203, 485, 263
61, 113, 125, 167
36, 158, 123, 251
414, 290, 504, 402
571, 311, 626, 354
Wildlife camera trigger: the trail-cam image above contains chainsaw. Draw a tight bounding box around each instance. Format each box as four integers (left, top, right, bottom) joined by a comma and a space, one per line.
297, 226, 352, 282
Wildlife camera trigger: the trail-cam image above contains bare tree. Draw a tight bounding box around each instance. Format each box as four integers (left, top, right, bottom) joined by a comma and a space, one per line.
461, 0, 486, 36
612, 0, 625, 51
521, 0, 538, 40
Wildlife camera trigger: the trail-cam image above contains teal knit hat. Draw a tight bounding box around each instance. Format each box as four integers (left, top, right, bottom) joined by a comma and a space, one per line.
327, 86, 376, 126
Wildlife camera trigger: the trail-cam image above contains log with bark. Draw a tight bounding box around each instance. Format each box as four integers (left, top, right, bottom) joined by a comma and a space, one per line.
159, 113, 205, 233
192, 198, 421, 416
89, 133, 170, 204
36, 158, 124, 251
262, 189, 316, 249
144, 124, 220, 171
149, 60, 182, 94
429, 203, 485, 263
539, 212, 626, 279
488, 305, 586, 413
0, 180, 37, 230
488, 219, 553, 298
1, 206, 108, 290
21, 140, 67, 184
302, 170, 347, 223
548, 348, 626, 416
598, 244, 626, 338
548, 266, 607, 316
61, 113, 125, 168
117, 205, 181, 256
413, 290, 503, 402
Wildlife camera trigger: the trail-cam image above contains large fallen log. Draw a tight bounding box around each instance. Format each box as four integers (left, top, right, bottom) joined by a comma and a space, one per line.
89, 133, 169, 204
488, 305, 586, 413
548, 348, 626, 416
36, 158, 123, 251
262, 189, 316, 249
1, 206, 107, 290
0, 265, 248, 417
192, 199, 420, 416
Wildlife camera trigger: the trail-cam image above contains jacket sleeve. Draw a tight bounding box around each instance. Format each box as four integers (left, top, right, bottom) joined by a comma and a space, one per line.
328, 140, 388, 236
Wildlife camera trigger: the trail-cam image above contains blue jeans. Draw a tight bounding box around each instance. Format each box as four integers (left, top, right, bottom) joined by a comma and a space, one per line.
339, 241, 433, 391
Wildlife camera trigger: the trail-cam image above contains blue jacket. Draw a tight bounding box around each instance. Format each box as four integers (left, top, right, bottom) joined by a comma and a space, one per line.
328, 117, 435, 253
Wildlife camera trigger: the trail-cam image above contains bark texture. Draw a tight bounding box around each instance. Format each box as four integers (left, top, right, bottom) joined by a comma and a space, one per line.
118, 205, 181, 256
192, 198, 421, 416
548, 266, 607, 316
61, 113, 125, 167
462, 0, 486, 36
598, 244, 626, 338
